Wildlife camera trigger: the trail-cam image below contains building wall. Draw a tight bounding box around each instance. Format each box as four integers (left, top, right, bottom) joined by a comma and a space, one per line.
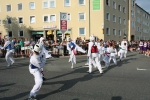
128, 0, 136, 41
104, 0, 129, 41
135, 4, 150, 40
0, 0, 92, 40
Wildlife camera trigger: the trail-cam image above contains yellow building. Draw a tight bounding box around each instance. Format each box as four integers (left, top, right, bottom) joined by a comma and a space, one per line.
0, 0, 149, 42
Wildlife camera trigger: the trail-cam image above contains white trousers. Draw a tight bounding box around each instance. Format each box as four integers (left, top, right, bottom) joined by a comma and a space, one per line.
109, 56, 117, 65
29, 67, 43, 98
88, 53, 103, 73
98, 54, 104, 62
5, 50, 14, 66
120, 51, 126, 60
103, 55, 110, 67
69, 51, 76, 67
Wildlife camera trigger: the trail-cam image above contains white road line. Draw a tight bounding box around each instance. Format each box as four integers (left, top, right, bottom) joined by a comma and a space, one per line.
137, 68, 150, 71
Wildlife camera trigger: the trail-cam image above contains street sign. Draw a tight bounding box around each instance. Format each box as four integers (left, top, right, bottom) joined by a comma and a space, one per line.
60, 12, 68, 33
59, 12, 68, 40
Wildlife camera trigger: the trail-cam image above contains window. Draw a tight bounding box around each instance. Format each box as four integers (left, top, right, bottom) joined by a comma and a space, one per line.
106, 28, 110, 35
106, 0, 110, 6
50, 15, 56, 22
43, 1, 48, 8
113, 15, 116, 22
106, 13, 110, 20
6, 5, 11, 12
19, 31, 24, 37
0, 6, 1, 12
79, 28, 85, 35
43, 15, 49, 22
30, 16, 35, 23
18, 17, 23, 23
113, 1, 116, 9
68, 13, 71, 21
118, 17, 121, 24
132, 0, 134, 7
131, 10, 134, 18
79, 13, 85, 20
50, 0, 55, 8
113, 29, 116, 35
79, 0, 85, 5
18, 3, 22, 11
64, 0, 70, 6
118, 5, 121, 11
118, 30, 121, 36
123, 19, 126, 25
29, 2, 35, 9
8, 31, 12, 37
7, 18, 11, 24
132, 21, 134, 28
123, 7, 126, 13
136, 27, 140, 31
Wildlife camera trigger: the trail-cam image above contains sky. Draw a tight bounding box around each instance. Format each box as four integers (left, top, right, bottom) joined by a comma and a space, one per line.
136, 0, 150, 13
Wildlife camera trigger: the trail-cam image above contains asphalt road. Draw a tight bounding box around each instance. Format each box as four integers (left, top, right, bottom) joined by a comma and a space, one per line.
0, 52, 150, 100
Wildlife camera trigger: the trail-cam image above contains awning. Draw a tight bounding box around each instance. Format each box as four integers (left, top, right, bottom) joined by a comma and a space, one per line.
56, 30, 71, 35
32, 31, 43, 35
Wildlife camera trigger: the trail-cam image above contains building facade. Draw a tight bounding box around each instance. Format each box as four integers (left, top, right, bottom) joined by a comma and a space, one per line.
0, 0, 149, 41
135, 4, 150, 41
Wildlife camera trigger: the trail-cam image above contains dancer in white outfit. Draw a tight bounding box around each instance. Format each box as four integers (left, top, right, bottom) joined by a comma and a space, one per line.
28, 44, 43, 100
87, 36, 103, 74
98, 43, 105, 63
121, 38, 128, 57
67, 37, 86, 68
119, 43, 127, 61
108, 43, 117, 65
39, 37, 52, 80
0, 36, 15, 67
103, 46, 110, 68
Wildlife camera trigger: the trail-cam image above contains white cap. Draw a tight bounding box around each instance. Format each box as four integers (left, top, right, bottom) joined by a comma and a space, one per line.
90, 35, 95, 41
40, 37, 45, 43
34, 44, 42, 53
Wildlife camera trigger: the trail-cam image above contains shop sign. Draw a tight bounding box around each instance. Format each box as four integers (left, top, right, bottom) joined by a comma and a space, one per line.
43, 25, 57, 29
60, 12, 68, 33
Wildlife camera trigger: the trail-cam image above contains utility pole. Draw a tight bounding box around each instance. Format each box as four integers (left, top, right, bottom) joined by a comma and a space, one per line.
89, 0, 91, 37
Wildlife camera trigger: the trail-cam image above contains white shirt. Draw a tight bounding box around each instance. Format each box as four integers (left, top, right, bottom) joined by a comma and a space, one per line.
121, 41, 127, 47
30, 54, 42, 69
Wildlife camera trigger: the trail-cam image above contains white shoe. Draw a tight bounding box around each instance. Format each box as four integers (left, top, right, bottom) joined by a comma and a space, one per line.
85, 63, 89, 66
100, 71, 103, 74
87, 71, 91, 73
11, 61, 15, 65
7, 65, 10, 67
71, 66, 74, 69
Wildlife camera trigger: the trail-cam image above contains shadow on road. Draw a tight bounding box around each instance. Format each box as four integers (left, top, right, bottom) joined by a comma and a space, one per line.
0, 91, 29, 100
0, 89, 9, 93
111, 96, 122, 100
104, 57, 137, 73
0, 83, 15, 88
38, 68, 102, 99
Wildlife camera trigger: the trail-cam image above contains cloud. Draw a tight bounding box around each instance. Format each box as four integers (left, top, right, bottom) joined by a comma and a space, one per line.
136, 0, 150, 13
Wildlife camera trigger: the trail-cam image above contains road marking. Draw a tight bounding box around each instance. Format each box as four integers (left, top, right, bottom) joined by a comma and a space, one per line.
137, 68, 150, 71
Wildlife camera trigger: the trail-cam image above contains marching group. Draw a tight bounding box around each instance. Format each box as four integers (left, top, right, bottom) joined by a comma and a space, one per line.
0, 34, 149, 100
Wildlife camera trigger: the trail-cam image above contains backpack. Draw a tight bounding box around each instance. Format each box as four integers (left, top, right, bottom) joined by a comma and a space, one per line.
91, 42, 98, 53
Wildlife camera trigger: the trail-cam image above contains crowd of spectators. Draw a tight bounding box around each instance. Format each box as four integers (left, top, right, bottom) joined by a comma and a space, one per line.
0, 37, 141, 58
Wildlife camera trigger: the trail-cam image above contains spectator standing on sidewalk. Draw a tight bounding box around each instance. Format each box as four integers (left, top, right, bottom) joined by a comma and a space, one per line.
24, 38, 30, 57
19, 38, 24, 58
